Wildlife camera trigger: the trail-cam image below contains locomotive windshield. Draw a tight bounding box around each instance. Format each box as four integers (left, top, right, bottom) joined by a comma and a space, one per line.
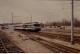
33, 24, 40, 26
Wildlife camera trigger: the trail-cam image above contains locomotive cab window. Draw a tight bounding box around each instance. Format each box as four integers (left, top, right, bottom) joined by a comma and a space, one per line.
33, 24, 40, 26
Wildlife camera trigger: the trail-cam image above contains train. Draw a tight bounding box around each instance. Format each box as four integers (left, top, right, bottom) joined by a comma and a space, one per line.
14, 22, 41, 32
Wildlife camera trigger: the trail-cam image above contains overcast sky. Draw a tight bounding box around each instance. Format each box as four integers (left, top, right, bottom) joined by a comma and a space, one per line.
0, 0, 80, 23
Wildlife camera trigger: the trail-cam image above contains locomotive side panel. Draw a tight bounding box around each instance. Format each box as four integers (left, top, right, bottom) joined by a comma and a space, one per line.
14, 22, 41, 32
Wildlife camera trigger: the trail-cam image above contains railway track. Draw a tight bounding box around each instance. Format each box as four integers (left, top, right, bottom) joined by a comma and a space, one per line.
17, 30, 80, 44
29, 36, 80, 53
36, 32, 80, 44
0, 31, 24, 53
0, 38, 8, 53
16, 30, 80, 53
43, 28, 80, 34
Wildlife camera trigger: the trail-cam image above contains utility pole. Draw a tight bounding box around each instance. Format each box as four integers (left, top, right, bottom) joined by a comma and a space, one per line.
31, 15, 32, 23
71, 0, 74, 45
3, 16, 4, 24
12, 13, 13, 25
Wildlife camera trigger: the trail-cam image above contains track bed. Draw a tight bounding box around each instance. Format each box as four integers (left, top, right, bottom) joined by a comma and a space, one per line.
17, 30, 80, 53
17, 30, 80, 44
0, 31, 24, 53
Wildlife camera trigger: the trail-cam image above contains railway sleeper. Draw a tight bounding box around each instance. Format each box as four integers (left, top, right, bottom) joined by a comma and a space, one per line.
46, 41, 80, 53
30, 36, 44, 41
48, 41, 80, 53
38, 41, 67, 53
0, 48, 7, 53
40, 41, 79, 53
0, 51, 7, 53
37, 41, 59, 53
55, 44, 80, 53
29, 36, 76, 53
0, 47, 5, 49
48, 44, 69, 53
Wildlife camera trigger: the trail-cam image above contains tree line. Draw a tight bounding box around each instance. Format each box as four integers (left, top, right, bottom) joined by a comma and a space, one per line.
40, 18, 80, 28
